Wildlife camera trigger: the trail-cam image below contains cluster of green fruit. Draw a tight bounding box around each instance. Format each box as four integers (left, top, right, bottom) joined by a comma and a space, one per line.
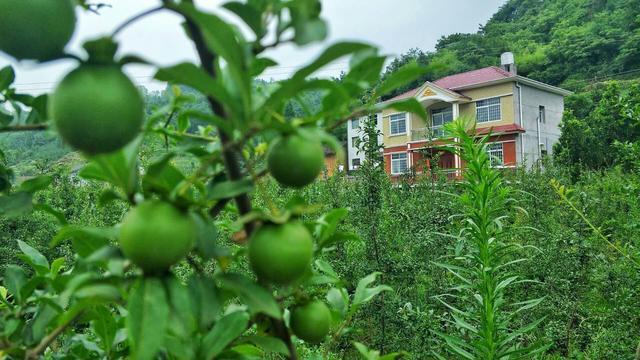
0, 0, 331, 344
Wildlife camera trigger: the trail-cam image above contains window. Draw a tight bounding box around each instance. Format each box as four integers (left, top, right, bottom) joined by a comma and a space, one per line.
431, 107, 453, 138
351, 158, 361, 169
391, 153, 408, 174
351, 136, 359, 149
389, 113, 407, 135
538, 106, 546, 123
476, 97, 501, 122
486, 143, 504, 167
351, 118, 360, 129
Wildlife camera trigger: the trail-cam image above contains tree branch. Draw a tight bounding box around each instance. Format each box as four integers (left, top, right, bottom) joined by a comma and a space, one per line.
25, 311, 84, 359
0, 124, 48, 133
112, 6, 165, 37
173, 3, 296, 358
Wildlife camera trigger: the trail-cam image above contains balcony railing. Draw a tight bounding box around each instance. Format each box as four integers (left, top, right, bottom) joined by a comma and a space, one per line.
411, 127, 446, 141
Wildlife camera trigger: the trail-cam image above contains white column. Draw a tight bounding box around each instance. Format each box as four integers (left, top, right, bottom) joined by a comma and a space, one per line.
453, 102, 461, 176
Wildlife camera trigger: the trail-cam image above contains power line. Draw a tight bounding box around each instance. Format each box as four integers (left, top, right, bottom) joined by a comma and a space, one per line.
11, 61, 351, 88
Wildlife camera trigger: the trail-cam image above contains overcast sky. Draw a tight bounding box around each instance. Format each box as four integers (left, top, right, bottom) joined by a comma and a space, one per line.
0, 0, 507, 94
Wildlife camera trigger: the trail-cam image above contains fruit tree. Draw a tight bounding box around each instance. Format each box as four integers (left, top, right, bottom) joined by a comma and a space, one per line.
0, 0, 428, 358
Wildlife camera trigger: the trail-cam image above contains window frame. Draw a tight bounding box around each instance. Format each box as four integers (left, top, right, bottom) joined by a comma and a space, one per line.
486, 142, 504, 168
351, 136, 359, 149
431, 107, 454, 138
390, 152, 408, 175
389, 113, 407, 136
351, 158, 361, 169
538, 105, 546, 124
476, 97, 501, 123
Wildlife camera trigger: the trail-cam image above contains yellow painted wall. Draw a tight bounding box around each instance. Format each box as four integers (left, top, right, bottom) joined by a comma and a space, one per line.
381, 82, 517, 145
381, 107, 409, 147
458, 82, 516, 128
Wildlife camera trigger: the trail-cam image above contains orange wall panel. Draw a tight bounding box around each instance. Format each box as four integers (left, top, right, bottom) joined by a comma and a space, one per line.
503, 142, 516, 166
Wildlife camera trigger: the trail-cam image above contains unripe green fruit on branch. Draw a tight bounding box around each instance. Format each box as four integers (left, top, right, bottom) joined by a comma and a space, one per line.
0, 0, 76, 61
119, 201, 196, 274
268, 134, 324, 188
51, 65, 144, 155
290, 300, 332, 343
248, 222, 314, 285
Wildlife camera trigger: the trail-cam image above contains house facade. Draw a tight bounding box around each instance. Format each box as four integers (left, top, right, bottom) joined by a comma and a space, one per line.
347, 53, 572, 177
347, 113, 383, 171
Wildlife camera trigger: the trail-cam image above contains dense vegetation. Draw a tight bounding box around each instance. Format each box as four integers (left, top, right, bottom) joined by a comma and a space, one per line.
1, 0, 640, 359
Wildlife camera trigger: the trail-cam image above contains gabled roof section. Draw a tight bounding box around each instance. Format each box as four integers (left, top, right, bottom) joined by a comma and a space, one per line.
434, 66, 513, 90
384, 80, 466, 104
381, 65, 572, 104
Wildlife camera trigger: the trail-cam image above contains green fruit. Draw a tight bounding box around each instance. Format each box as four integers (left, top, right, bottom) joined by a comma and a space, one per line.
51, 65, 143, 155
248, 222, 313, 285
119, 201, 196, 274
0, 0, 76, 61
290, 300, 332, 343
268, 134, 324, 188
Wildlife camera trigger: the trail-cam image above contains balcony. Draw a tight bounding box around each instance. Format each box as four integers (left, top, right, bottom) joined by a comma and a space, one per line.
411, 127, 446, 141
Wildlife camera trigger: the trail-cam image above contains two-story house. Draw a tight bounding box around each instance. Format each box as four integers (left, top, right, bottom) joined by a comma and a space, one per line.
347, 53, 572, 177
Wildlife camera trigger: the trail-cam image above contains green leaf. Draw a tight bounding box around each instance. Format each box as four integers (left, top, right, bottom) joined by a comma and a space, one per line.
352, 272, 392, 308
127, 278, 170, 360
326, 287, 349, 319
0, 108, 13, 127
33, 203, 68, 225
0, 192, 32, 218
192, 215, 224, 259
188, 276, 222, 330
201, 311, 250, 359
25, 94, 49, 124
315, 208, 349, 243
91, 306, 117, 355
50, 257, 65, 278
208, 179, 254, 200
217, 273, 281, 319
223, 2, 264, 38
293, 18, 327, 45
376, 62, 431, 97
79, 139, 140, 195
167, 277, 198, 337
177, 3, 249, 107
142, 154, 185, 197
155, 63, 232, 105
292, 42, 373, 81
243, 336, 290, 356
51, 225, 116, 257
0, 65, 15, 92
17, 175, 52, 193
288, 1, 327, 45
30, 304, 59, 344
377, 98, 428, 121
3, 265, 26, 304
75, 284, 121, 302
18, 240, 49, 275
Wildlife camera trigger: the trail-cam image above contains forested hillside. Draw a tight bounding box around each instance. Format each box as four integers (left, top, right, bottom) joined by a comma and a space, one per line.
383, 0, 640, 98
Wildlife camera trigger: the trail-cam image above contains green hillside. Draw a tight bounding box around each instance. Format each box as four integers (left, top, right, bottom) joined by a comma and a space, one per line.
383, 0, 640, 98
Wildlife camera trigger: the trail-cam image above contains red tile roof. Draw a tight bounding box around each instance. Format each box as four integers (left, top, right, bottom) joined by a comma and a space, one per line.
386, 66, 515, 102
434, 66, 514, 90
387, 87, 419, 101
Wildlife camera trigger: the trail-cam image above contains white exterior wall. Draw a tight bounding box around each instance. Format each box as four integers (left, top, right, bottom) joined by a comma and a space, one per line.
347, 113, 383, 171
515, 83, 565, 167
